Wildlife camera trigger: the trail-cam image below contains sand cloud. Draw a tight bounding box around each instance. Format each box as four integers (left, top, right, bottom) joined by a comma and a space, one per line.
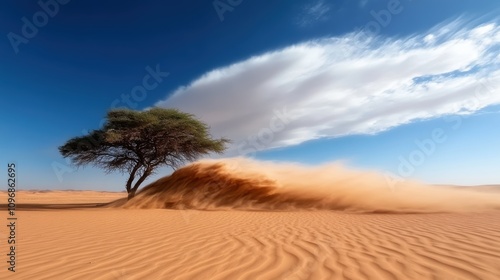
122, 157, 500, 212
155, 19, 500, 156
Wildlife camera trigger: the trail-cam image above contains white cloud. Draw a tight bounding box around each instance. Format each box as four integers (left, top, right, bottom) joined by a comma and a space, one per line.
155, 20, 500, 156
297, 0, 331, 27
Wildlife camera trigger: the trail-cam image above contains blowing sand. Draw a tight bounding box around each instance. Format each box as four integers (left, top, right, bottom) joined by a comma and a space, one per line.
1, 159, 499, 279
118, 158, 500, 213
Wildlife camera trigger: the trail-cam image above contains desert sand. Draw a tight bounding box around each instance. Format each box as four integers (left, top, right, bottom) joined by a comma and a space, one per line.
1, 159, 500, 279
0, 194, 499, 279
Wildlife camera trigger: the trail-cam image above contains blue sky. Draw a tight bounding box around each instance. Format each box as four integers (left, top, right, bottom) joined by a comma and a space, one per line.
1, 0, 499, 191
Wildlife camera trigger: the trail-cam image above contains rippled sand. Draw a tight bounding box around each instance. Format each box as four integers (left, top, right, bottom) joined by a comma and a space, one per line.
0, 191, 499, 279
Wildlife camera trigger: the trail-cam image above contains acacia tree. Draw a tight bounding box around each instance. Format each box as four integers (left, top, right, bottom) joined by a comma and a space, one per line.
59, 108, 229, 200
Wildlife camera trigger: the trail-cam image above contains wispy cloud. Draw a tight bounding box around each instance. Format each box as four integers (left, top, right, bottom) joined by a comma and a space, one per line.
155, 19, 500, 156
358, 0, 368, 8
297, 0, 331, 27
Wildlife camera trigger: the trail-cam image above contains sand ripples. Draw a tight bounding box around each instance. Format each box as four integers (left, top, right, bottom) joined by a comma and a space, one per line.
11, 210, 500, 279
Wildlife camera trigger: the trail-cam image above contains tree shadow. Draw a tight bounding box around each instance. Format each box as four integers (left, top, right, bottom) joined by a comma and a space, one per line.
0, 203, 109, 211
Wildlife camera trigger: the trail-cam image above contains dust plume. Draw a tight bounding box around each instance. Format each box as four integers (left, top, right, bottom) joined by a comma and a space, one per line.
120, 158, 500, 213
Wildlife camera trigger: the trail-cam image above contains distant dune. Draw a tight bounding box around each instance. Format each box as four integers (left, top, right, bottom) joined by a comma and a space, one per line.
446, 185, 500, 193
0, 190, 125, 206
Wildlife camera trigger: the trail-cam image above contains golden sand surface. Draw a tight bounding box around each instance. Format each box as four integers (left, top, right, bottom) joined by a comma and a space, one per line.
0, 190, 499, 279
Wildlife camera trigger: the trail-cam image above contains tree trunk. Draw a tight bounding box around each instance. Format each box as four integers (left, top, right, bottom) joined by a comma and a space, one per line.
126, 163, 142, 200
128, 168, 152, 200
127, 189, 137, 200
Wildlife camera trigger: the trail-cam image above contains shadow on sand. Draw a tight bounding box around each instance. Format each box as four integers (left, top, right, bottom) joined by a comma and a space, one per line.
0, 203, 110, 211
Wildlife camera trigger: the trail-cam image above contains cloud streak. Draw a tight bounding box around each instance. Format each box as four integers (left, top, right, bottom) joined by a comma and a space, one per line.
296, 0, 331, 27
155, 19, 500, 156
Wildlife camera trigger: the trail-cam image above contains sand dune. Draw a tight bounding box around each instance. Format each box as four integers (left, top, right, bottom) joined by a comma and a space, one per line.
120, 158, 500, 213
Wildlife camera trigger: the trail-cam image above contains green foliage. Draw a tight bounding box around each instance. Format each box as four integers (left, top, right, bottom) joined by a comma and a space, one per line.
59, 107, 229, 198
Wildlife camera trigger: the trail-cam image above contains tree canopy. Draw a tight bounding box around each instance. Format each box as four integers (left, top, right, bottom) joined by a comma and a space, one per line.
59, 107, 229, 199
